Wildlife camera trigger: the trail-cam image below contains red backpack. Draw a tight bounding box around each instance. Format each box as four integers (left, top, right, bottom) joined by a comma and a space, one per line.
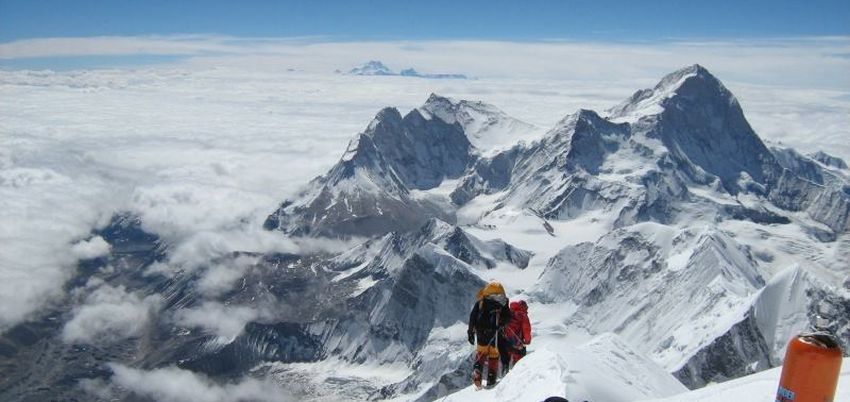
504, 300, 531, 347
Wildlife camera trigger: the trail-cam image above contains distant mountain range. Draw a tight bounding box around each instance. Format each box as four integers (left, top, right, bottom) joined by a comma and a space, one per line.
342, 60, 468, 79
265, 64, 850, 394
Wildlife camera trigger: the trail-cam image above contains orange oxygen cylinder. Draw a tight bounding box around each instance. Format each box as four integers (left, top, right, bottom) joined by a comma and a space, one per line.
775, 332, 843, 402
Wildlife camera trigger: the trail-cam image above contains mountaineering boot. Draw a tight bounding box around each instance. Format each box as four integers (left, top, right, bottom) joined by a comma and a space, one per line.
472, 364, 482, 389
486, 357, 499, 388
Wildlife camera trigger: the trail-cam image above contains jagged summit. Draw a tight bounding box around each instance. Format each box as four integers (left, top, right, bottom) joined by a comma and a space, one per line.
347, 60, 394, 76
345, 61, 468, 79
811, 150, 848, 170
269, 65, 849, 240
655, 64, 714, 92
607, 64, 733, 123
605, 64, 775, 191
420, 93, 540, 154
270, 65, 849, 241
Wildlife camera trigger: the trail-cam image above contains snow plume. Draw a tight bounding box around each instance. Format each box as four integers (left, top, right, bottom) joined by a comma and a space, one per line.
62, 280, 162, 344
82, 364, 292, 402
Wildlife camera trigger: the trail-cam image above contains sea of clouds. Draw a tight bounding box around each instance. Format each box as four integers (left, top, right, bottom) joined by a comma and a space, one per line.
1, 36, 849, 400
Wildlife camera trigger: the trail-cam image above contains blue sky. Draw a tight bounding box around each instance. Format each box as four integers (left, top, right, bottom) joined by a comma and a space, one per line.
0, 0, 848, 73
1, 0, 849, 42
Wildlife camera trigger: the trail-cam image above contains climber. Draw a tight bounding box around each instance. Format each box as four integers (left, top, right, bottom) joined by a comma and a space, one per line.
501, 299, 532, 373
468, 281, 511, 389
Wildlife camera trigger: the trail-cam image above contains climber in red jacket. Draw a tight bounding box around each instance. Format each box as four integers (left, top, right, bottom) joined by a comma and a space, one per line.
501, 299, 531, 373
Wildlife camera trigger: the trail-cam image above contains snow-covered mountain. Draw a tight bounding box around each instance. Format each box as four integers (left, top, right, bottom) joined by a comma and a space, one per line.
347, 60, 395, 76
3, 65, 848, 402
260, 64, 849, 398
346, 61, 468, 79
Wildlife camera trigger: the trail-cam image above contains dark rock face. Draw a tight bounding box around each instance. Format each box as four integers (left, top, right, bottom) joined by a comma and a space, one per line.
649, 66, 776, 191
450, 145, 521, 205
811, 151, 848, 170
178, 322, 326, 376
674, 310, 773, 389
559, 110, 630, 175
265, 106, 473, 238
768, 170, 850, 233
330, 247, 484, 361
772, 147, 827, 185
366, 107, 472, 191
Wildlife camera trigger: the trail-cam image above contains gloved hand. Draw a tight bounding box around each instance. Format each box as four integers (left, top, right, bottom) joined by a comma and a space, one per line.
467, 330, 475, 345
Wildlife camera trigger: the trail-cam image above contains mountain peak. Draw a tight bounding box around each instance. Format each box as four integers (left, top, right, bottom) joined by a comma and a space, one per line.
606, 64, 729, 123
552, 108, 605, 131
419, 94, 541, 155
365, 107, 403, 132
653, 64, 724, 103
575, 108, 602, 120
421, 93, 459, 123
607, 64, 775, 191
425, 92, 453, 104
655, 64, 713, 89
347, 60, 395, 76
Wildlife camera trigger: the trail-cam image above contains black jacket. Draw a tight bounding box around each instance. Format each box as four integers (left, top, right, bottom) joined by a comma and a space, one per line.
468, 295, 511, 346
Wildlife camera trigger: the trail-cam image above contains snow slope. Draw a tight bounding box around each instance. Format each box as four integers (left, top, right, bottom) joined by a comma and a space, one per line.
639, 360, 850, 402
442, 333, 687, 402
444, 352, 850, 402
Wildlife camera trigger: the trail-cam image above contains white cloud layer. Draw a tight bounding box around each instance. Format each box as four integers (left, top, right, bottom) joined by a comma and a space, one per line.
174, 302, 263, 340
1, 36, 849, 333
81, 363, 291, 402
70, 236, 111, 260
2, 35, 849, 88
62, 281, 162, 344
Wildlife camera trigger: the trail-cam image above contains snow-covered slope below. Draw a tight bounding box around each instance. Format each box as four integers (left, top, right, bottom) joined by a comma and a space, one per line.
639, 360, 850, 402
533, 224, 771, 383
442, 333, 687, 402
442, 342, 849, 402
